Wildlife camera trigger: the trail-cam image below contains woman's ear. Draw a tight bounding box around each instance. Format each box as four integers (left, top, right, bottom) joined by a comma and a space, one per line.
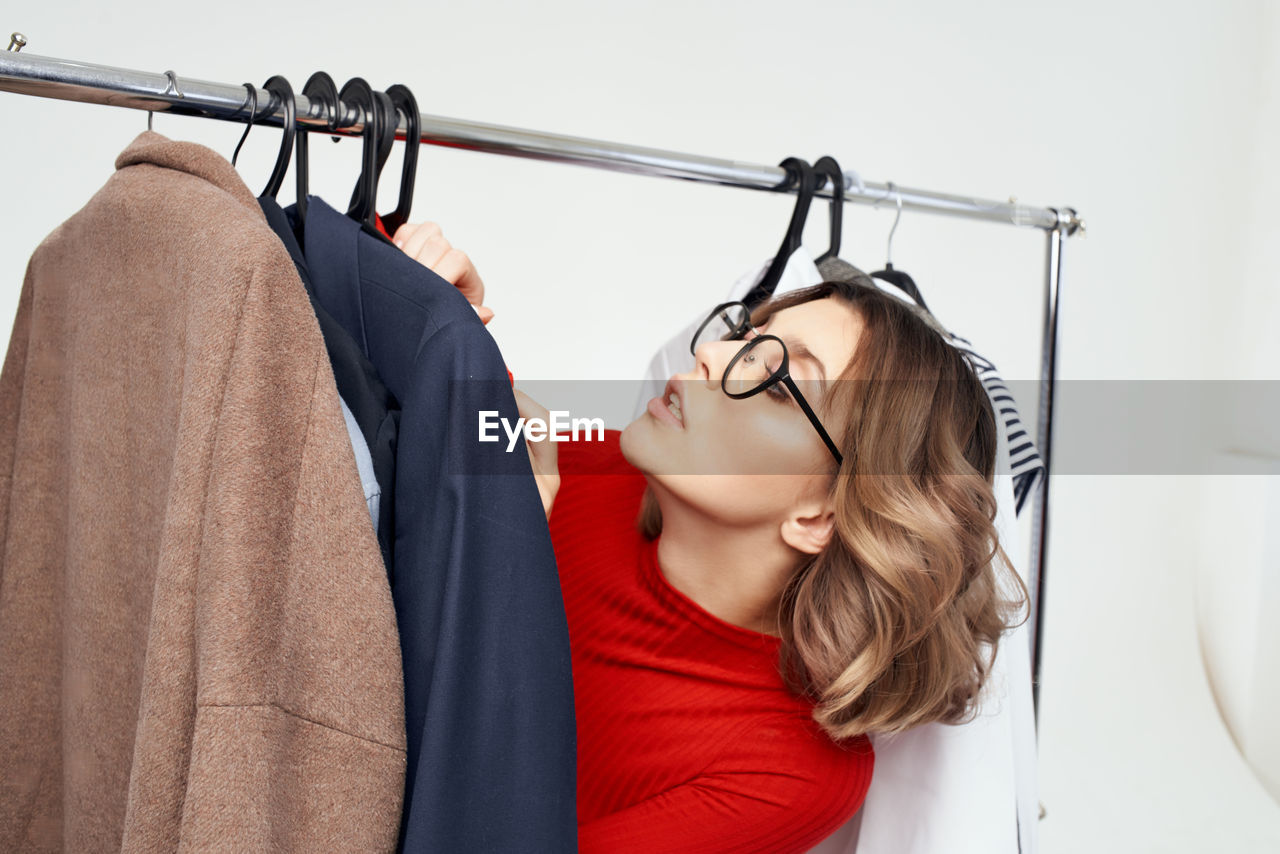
780, 501, 836, 555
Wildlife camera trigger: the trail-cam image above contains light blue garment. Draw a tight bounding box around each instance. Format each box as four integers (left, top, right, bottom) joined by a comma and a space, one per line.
339, 394, 380, 531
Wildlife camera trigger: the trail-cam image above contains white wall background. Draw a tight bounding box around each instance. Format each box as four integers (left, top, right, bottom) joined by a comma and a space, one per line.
3, 1, 1279, 851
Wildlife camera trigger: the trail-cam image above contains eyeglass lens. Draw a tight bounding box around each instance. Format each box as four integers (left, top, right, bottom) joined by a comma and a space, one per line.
724, 337, 786, 395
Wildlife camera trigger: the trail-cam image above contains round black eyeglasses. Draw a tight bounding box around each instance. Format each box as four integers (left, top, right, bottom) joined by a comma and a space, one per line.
689, 301, 844, 466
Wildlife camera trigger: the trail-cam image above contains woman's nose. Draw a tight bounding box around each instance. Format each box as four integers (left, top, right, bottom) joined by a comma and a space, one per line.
692, 338, 742, 385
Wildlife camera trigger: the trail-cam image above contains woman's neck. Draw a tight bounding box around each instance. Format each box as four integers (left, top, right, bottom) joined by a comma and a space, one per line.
652, 489, 798, 637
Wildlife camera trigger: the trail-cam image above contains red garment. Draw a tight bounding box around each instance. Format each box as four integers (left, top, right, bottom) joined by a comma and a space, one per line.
549, 431, 874, 854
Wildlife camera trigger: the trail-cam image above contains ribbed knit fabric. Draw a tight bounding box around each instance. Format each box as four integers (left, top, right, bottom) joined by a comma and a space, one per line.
550, 430, 874, 854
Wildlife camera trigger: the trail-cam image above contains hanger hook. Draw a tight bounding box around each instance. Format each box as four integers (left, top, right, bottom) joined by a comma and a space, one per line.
812, 155, 844, 264
148, 70, 183, 132
885, 181, 903, 266
162, 70, 184, 99
231, 83, 258, 167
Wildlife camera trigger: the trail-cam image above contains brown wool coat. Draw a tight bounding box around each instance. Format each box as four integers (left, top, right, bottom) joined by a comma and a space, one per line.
0, 132, 407, 851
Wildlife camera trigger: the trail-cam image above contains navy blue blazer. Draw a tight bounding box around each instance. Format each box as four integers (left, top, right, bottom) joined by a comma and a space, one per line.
259, 196, 399, 570
298, 197, 577, 853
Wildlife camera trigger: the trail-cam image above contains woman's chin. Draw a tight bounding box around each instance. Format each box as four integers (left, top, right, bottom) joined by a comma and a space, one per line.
618, 417, 651, 470
620, 415, 681, 475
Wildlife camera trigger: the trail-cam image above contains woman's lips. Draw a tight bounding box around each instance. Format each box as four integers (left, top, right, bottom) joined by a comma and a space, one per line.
645, 381, 686, 430
646, 393, 684, 430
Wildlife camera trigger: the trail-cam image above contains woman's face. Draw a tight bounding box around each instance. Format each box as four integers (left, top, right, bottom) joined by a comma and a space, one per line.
621, 295, 863, 528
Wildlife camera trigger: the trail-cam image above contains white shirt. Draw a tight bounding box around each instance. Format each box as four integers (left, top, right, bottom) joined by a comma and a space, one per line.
339, 394, 381, 532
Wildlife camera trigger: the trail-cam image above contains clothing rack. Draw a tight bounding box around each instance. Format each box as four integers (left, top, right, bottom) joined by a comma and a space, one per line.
0, 37, 1080, 727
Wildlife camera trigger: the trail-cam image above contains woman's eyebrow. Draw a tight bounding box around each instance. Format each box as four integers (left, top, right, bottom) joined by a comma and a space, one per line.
782, 337, 827, 388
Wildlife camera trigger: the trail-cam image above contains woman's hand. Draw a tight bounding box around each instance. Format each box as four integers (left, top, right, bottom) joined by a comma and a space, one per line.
392, 221, 495, 325
514, 389, 560, 519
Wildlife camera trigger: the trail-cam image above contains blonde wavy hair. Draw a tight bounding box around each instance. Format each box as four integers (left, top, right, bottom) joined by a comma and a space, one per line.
639, 280, 1030, 741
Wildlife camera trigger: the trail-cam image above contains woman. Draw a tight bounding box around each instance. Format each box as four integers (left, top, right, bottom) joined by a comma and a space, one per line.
392, 223, 1030, 854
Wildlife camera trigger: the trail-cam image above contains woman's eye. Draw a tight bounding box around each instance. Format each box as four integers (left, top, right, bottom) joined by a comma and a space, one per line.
764, 383, 791, 404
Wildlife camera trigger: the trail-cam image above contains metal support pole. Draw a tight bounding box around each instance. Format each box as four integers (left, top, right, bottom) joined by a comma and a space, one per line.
1029, 213, 1071, 728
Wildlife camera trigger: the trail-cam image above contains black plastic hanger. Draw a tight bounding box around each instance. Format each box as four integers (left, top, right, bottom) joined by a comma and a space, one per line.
870, 182, 930, 311
367, 92, 403, 245
294, 71, 340, 231
338, 77, 381, 230
260, 75, 296, 200
230, 82, 258, 168
370, 90, 399, 215
812, 155, 844, 264
742, 157, 817, 311
379, 84, 421, 236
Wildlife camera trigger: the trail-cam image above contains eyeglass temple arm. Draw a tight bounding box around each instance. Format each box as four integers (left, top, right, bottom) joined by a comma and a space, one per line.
782, 376, 844, 466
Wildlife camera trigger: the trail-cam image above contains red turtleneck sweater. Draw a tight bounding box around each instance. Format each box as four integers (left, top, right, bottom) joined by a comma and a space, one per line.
549, 430, 874, 854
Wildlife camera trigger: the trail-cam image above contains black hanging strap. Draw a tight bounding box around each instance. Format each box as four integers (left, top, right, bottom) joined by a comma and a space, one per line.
742, 157, 817, 311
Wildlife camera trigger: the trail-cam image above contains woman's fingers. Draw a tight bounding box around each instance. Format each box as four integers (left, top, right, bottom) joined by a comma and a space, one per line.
433, 248, 486, 305
393, 221, 443, 267
392, 222, 487, 310
393, 221, 435, 257
391, 222, 419, 247
412, 233, 450, 270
